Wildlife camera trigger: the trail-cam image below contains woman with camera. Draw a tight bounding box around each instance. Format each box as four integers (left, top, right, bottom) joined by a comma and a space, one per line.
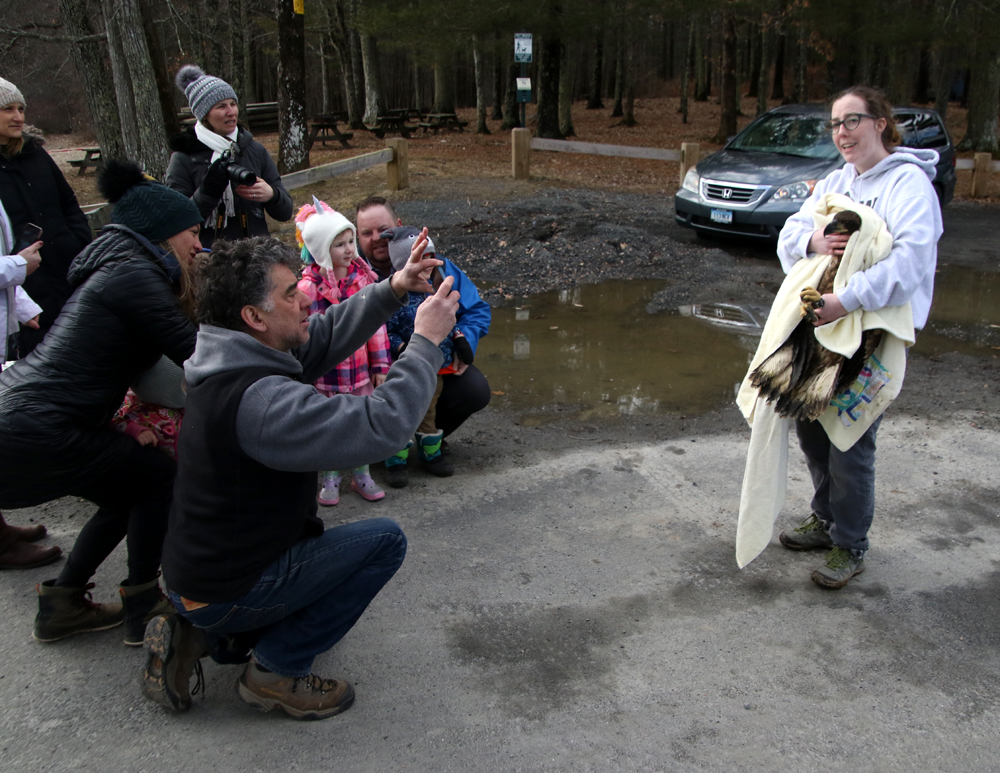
165, 66, 291, 248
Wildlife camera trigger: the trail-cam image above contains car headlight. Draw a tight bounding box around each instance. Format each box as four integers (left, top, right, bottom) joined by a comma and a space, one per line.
681, 168, 700, 194
772, 180, 816, 200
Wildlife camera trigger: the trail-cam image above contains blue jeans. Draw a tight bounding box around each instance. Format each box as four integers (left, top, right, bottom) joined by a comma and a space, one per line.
795, 415, 883, 554
170, 517, 406, 677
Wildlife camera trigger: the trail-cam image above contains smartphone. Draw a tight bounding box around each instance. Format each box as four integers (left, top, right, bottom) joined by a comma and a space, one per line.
20, 223, 43, 248
431, 265, 447, 291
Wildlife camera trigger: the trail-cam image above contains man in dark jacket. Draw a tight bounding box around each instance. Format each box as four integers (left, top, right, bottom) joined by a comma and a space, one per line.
144, 234, 458, 720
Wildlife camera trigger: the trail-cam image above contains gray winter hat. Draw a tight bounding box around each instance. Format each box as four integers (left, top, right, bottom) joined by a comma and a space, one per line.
175, 65, 237, 121
0, 77, 25, 109
381, 226, 436, 273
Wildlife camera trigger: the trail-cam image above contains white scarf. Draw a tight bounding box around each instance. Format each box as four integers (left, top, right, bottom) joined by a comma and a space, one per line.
194, 122, 239, 230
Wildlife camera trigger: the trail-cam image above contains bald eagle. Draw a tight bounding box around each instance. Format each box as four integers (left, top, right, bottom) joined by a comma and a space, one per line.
749, 210, 882, 421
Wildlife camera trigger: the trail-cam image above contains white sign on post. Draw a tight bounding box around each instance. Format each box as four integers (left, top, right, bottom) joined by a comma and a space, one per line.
514, 33, 532, 63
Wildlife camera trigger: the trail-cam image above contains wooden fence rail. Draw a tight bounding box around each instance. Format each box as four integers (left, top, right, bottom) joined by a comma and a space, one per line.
515, 131, 1000, 198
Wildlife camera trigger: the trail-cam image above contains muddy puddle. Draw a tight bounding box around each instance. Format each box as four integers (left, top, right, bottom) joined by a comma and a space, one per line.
918, 265, 1000, 357
476, 266, 999, 419
477, 280, 752, 420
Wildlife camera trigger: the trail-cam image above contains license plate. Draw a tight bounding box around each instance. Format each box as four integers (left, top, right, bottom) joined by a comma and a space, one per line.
710, 208, 733, 224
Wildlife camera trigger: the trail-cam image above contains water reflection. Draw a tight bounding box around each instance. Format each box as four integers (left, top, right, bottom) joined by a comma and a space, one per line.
919, 265, 1000, 356
478, 280, 752, 417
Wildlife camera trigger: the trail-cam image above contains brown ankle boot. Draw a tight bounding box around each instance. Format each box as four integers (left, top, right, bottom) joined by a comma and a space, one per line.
120, 576, 175, 647
237, 660, 355, 720
0, 513, 47, 543
0, 517, 61, 570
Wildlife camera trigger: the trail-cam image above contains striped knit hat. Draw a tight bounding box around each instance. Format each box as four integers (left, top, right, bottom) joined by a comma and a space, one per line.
175, 65, 237, 122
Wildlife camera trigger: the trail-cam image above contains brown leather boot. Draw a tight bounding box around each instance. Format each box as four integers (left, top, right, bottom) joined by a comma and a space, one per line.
0, 517, 61, 570
0, 513, 47, 543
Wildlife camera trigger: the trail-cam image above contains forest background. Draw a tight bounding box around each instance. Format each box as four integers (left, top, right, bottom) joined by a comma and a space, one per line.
2, 0, 999, 182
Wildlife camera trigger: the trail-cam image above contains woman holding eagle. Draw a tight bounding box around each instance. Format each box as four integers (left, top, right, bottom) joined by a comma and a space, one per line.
737, 86, 943, 588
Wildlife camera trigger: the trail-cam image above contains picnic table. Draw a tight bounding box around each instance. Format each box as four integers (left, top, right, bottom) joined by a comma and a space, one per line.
306, 113, 353, 150
367, 114, 418, 139
68, 147, 104, 176
419, 113, 469, 134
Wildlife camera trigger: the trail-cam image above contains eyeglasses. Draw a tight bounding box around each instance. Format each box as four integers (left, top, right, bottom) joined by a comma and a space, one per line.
825, 113, 876, 133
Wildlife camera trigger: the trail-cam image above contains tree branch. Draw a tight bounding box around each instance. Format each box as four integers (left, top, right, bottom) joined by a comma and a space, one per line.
0, 26, 107, 43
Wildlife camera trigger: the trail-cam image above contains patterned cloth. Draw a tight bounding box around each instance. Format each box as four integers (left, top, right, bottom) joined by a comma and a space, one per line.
298, 261, 390, 396
112, 390, 183, 459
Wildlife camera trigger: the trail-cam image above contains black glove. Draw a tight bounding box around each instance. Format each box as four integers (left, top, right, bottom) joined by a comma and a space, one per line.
199, 157, 230, 200
453, 334, 474, 365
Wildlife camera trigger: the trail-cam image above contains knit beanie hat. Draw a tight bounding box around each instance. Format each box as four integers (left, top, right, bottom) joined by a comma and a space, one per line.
295, 197, 356, 272
175, 65, 238, 122
0, 77, 25, 109
98, 159, 202, 243
383, 226, 436, 273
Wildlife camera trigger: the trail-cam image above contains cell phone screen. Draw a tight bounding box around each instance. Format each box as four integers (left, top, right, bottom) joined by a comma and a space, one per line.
20, 223, 43, 247
431, 266, 446, 291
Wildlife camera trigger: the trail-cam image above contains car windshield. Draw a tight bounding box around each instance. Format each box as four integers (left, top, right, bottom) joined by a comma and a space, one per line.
728, 113, 841, 160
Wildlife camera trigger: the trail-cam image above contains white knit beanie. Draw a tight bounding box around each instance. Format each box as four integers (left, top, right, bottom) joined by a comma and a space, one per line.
0, 77, 25, 109
301, 209, 357, 272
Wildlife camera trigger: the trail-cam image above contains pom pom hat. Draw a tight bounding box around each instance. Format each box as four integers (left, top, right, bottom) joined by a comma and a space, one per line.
175, 65, 238, 122
98, 159, 202, 243
0, 77, 24, 109
295, 197, 357, 272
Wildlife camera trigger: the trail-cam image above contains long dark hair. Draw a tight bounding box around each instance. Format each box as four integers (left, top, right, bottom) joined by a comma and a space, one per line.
830, 86, 901, 151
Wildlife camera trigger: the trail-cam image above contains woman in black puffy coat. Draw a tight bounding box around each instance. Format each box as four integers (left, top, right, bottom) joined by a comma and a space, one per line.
165, 65, 291, 247
0, 77, 91, 355
0, 160, 203, 646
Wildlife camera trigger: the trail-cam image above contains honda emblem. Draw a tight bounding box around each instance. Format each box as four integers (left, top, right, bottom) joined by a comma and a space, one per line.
722, 188, 733, 199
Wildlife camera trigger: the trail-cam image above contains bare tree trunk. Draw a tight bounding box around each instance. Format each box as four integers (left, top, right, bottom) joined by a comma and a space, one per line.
679, 21, 692, 123
473, 34, 490, 134
500, 60, 518, 130
747, 21, 760, 98
558, 40, 575, 136
611, 25, 624, 116
361, 33, 385, 123
957, 36, 1000, 152
931, 48, 951, 120
348, 0, 366, 126
713, 10, 737, 143
587, 27, 604, 109
58, 0, 126, 160
140, 0, 181, 137
694, 18, 710, 101
432, 50, 456, 114
492, 32, 504, 120
277, 0, 309, 173
771, 32, 785, 100
325, 0, 362, 127
103, 0, 169, 176
238, 0, 256, 101
536, 31, 563, 138
757, 22, 771, 116
793, 25, 807, 102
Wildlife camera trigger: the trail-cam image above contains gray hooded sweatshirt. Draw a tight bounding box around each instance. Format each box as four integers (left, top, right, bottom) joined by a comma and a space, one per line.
184, 278, 443, 472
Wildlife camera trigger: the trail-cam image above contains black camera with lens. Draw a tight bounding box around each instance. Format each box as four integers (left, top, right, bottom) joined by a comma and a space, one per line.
218, 149, 257, 187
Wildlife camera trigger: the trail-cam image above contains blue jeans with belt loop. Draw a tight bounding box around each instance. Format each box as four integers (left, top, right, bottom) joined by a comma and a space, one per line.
170, 517, 406, 677
795, 415, 883, 554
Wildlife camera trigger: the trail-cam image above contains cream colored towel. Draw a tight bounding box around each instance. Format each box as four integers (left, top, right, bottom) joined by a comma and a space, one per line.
734, 193, 915, 568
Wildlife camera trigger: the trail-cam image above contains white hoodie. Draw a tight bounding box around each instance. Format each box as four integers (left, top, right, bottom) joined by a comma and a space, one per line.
776, 147, 942, 329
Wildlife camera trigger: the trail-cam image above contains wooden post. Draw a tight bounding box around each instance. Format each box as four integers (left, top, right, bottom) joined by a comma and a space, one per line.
512, 128, 530, 180
680, 142, 700, 186
970, 152, 991, 198
386, 138, 408, 191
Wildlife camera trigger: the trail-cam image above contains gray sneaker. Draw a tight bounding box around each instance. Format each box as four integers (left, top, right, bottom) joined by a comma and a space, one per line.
811, 547, 866, 589
779, 514, 833, 551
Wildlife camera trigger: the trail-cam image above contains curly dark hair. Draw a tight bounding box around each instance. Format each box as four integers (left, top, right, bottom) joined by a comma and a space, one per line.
196, 237, 301, 330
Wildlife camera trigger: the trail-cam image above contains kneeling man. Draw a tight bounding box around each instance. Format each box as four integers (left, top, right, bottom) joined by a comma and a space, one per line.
142, 234, 456, 720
